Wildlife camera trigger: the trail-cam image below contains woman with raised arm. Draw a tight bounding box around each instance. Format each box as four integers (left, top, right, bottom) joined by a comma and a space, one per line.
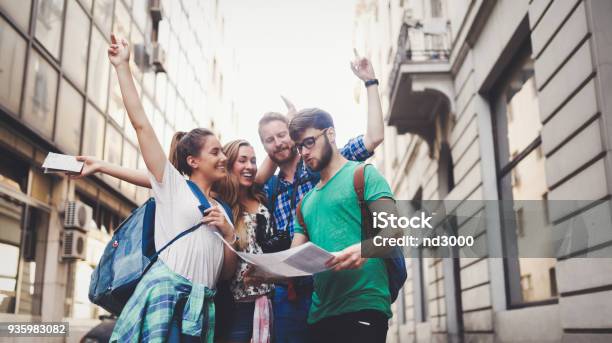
106, 34, 238, 343
75, 140, 276, 343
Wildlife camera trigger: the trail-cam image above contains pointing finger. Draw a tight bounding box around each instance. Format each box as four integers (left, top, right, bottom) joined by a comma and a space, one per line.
110, 33, 117, 44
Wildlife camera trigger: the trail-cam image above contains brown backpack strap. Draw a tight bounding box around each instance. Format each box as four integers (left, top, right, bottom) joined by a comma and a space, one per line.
354, 164, 373, 238
296, 199, 308, 237
353, 164, 367, 203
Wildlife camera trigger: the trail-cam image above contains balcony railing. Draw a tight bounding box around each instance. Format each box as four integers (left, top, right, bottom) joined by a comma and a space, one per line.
388, 19, 451, 92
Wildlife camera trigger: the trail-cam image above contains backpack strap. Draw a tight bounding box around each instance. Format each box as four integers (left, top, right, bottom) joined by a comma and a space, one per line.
151, 221, 203, 261
266, 175, 280, 211
353, 164, 367, 203
354, 163, 373, 238
187, 179, 234, 223
296, 199, 308, 237
213, 197, 235, 225
186, 180, 213, 215
153, 180, 234, 258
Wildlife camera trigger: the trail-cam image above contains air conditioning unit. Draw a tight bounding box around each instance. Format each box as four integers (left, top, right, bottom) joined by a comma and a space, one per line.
64, 201, 93, 232
62, 229, 87, 260
149, 0, 163, 22
150, 42, 167, 73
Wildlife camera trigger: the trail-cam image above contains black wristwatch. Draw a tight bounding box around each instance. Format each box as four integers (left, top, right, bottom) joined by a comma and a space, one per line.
365, 79, 379, 87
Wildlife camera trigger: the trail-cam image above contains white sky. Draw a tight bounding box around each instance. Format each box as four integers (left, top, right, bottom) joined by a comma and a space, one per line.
222, 0, 368, 165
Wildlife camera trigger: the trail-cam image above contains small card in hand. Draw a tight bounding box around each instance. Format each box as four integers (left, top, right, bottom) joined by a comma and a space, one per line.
42, 153, 84, 175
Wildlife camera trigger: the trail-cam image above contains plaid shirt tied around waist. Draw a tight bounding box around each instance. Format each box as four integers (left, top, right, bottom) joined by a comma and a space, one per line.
110, 260, 216, 343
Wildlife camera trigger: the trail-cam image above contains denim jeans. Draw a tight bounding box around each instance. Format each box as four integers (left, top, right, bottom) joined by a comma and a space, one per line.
273, 285, 311, 343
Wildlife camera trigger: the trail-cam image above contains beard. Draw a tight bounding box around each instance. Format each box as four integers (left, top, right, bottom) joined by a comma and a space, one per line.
269, 144, 298, 165
308, 135, 333, 172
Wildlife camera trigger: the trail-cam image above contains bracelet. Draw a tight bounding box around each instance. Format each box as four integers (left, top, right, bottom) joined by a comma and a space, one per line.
365, 79, 379, 87
225, 233, 239, 245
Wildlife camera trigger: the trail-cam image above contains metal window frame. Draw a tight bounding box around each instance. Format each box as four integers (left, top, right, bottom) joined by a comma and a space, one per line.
489, 38, 559, 309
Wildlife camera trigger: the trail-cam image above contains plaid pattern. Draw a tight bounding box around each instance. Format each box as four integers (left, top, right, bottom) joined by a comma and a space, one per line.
110, 260, 216, 343
266, 135, 373, 236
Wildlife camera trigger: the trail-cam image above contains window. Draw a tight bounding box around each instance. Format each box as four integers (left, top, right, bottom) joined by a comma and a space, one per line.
104, 124, 123, 187
0, 17, 27, 114
136, 154, 149, 203
34, 0, 64, 59
93, 0, 113, 35
142, 66, 155, 97
152, 108, 164, 142
55, 79, 84, 154
132, 0, 148, 32
0, 151, 29, 193
156, 73, 167, 112
129, 23, 144, 81
167, 31, 179, 80
121, 141, 137, 197
23, 51, 58, 138
79, 0, 92, 12
113, 0, 131, 43
82, 103, 105, 158
108, 70, 125, 128
0, 195, 48, 315
0, 0, 32, 30
75, 192, 125, 234
97, 204, 124, 233
158, 19, 170, 48
165, 85, 177, 127
87, 28, 110, 112
176, 98, 188, 131
0, 241, 20, 313
125, 117, 137, 144
418, 255, 429, 322
178, 51, 188, 94
62, 0, 90, 89
163, 122, 172, 154
492, 41, 556, 306
142, 94, 154, 124
73, 261, 94, 318
431, 0, 443, 18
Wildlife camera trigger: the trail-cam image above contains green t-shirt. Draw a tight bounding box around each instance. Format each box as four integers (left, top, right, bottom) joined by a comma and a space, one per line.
294, 161, 394, 323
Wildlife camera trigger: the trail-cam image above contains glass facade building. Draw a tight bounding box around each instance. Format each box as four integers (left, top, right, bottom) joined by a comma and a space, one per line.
0, 0, 237, 335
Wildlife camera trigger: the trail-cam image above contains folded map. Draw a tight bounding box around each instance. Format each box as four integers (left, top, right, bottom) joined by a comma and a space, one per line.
215, 232, 334, 277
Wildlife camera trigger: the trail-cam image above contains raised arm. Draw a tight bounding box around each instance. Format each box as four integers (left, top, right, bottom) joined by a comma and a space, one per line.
254, 95, 298, 184
72, 156, 152, 188
351, 51, 384, 152
108, 34, 166, 182
255, 158, 278, 185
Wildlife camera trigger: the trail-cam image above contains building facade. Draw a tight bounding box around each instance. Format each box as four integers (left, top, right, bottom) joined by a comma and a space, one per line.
0, 0, 237, 341
355, 0, 612, 342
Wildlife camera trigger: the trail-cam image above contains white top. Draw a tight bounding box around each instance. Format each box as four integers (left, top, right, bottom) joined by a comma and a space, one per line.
150, 161, 227, 287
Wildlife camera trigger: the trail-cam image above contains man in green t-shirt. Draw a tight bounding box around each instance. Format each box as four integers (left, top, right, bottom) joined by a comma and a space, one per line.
286, 107, 399, 343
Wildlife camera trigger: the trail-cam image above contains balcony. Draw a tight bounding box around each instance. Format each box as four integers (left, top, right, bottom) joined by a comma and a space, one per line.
387, 19, 455, 149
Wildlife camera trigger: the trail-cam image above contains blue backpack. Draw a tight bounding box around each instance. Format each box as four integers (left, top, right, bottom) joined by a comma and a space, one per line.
296, 163, 407, 303
88, 180, 233, 315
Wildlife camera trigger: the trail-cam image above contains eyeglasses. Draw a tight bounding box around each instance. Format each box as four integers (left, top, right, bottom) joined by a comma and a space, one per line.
295, 128, 328, 153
